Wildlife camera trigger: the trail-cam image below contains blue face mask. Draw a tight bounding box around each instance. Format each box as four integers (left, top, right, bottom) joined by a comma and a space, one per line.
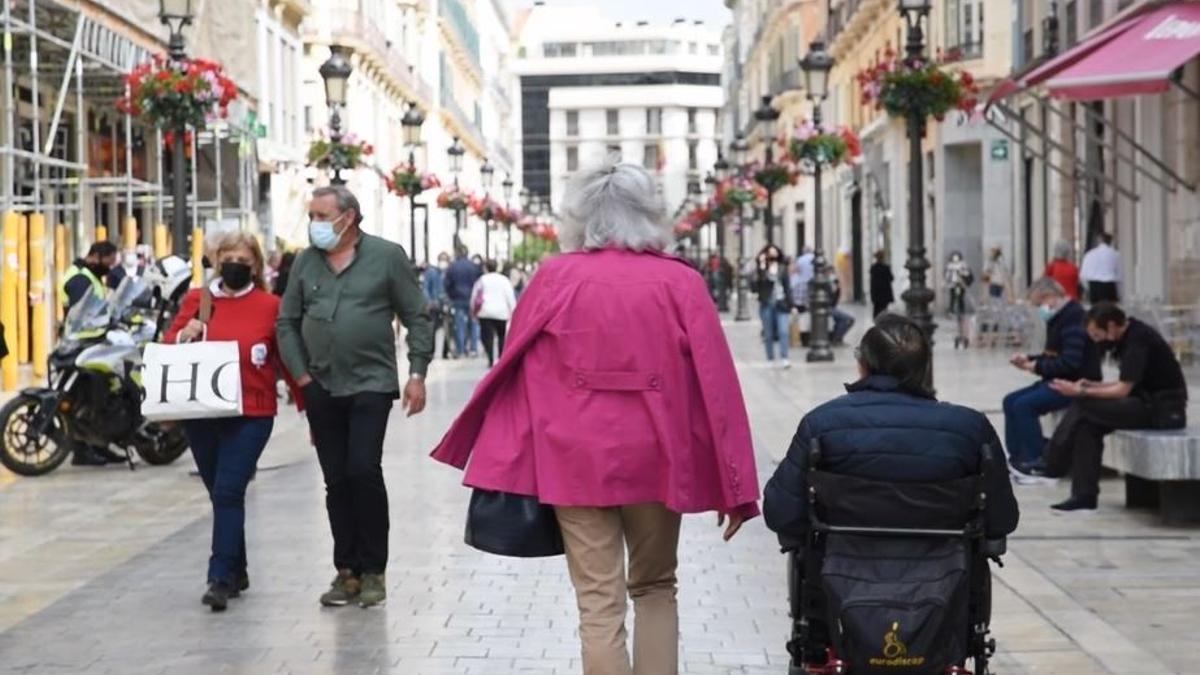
309, 213, 347, 251
1038, 303, 1058, 322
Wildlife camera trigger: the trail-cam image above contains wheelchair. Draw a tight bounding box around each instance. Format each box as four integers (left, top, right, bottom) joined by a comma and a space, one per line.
784, 441, 1007, 675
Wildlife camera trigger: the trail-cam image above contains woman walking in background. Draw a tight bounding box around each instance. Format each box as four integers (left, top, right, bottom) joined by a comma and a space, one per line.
432, 162, 759, 675
471, 260, 517, 368
755, 244, 793, 368
869, 250, 894, 317
165, 232, 298, 612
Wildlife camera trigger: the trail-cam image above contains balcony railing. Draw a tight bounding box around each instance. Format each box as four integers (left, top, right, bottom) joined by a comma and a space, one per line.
315, 6, 434, 105
440, 0, 482, 72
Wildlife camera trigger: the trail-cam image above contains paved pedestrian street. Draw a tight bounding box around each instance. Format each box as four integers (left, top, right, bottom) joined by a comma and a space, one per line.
1, 318, 1198, 675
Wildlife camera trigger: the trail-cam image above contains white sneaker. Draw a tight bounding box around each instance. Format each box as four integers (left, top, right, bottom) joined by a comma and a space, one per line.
780, 359, 792, 370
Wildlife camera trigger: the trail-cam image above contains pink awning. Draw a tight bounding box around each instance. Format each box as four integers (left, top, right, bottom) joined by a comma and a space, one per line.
1048, 2, 1200, 100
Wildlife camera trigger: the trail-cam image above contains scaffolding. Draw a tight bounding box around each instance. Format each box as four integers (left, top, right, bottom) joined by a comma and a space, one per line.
0, 0, 261, 390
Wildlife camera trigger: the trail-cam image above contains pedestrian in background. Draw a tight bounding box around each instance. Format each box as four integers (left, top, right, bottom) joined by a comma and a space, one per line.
423, 253, 449, 359
433, 162, 759, 675
1003, 277, 1099, 484
825, 265, 856, 346
470, 254, 485, 354
1044, 240, 1080, 300
1080, 232, 1120, 303
277, 186, 433, 609
755, 244, 793, 369
272, 251, 295, 297
445, 247, 481, 358
165, 232, 298, 612
945, 251, 974, 348
869, 250, 894, 318
982, 246, 1012, 301
471, 259, 517, 368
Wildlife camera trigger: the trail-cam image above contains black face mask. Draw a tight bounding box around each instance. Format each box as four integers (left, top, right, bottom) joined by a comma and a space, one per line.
1096, 339, 1117, 353
219, 262, 253, 291
87, 263, 110, 278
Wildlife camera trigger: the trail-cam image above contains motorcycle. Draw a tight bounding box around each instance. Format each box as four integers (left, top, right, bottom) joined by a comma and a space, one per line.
0, 278, 189, 476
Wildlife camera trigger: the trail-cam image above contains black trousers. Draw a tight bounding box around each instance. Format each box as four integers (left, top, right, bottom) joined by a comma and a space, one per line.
1087, 281, 1119, 304
479, 318, 507, 367
304, 383, 394, 575
1045, 396, 1152, 498
872, 302, 889, 318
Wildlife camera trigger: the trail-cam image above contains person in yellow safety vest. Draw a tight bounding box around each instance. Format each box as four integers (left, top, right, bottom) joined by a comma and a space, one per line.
60, 241, 119, 311
59, 241, 122, 467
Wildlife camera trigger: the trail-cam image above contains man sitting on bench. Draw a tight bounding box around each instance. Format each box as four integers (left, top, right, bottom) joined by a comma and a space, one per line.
1046, 303, 1188, 513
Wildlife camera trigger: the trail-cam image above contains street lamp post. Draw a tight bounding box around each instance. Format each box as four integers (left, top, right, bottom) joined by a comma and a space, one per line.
502, 173, 514, 262
801, 40, 835, 363
159, 0, 194, 256
899, 0, 937, 341
401, 101, 425, 262
713, 153, 731, 311
731, 133, 751, 322
480, 158, 494, 260
687, 178, 702, 261
319, 46, 353, 186
754, 95, 781, 246
447, 137, 465, 239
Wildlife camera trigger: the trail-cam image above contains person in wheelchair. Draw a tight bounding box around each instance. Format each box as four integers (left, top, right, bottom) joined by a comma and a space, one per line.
763, 313, 1019, 674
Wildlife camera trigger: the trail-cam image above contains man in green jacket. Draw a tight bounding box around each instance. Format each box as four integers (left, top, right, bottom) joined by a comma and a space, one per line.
277, 185, 434, 609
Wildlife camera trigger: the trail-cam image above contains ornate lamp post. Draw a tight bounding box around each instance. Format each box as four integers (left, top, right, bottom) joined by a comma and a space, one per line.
686, 177, 702, 261
159, 0, 194, 255
731, 133, 752, 322
401, 100, 425, 261
502, 173, 514, 261
480, 158, 495, 259
753, 95, 781, 246
319, 46, 353, 186
713, 153, 731, 311
899, 0, 937, 341
801, 40, 835, 363
447, 137, 465, 236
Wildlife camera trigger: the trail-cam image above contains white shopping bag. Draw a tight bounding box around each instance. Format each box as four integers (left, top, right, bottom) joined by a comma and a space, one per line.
141, 341, 243, 421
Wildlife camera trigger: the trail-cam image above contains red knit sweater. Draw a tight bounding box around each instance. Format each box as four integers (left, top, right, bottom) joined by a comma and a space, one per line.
164, 287, 293, 417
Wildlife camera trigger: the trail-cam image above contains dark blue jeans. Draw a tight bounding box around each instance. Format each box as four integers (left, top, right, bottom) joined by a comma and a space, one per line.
184, 417, 274, 585
1002, 381, 1070, 466
452, 300, 471, 356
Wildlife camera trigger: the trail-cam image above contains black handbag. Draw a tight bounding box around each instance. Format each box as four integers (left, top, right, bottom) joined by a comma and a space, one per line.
464, 489, 564, 558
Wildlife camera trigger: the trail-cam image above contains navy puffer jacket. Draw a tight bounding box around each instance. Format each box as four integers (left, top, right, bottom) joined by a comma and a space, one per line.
763, 375, 1020, 542
1034, 299, 1101, 381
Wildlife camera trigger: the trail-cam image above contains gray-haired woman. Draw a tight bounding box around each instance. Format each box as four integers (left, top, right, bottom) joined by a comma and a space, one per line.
432, 162, 760, 675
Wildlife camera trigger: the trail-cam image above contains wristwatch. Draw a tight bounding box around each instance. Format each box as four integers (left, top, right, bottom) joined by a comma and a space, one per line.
409, 373, 426, 382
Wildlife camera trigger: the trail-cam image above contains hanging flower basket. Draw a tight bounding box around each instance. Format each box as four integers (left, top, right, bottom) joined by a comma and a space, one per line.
116, 55, 238, 129
307, 132, 374, 170
716, 175, 768, 212
785, 120, 862, 170
856, 47, 979, 121
751, 160, 801, 193
531, 223, 558, 243
469, 194, 505, 223
516, 215, 537, 232
386, 163, 440, 198
436, 186, 471, 211
494, 206, 522, 227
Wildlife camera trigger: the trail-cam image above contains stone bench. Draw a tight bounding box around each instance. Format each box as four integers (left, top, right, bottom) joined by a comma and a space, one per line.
1103, 428, 1200, 524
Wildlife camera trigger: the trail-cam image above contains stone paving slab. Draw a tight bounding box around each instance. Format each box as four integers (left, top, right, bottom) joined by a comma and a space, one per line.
0, 310, 1197, 674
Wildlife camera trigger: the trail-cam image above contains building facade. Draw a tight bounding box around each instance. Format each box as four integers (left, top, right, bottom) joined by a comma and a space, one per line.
514, 4, 725, 218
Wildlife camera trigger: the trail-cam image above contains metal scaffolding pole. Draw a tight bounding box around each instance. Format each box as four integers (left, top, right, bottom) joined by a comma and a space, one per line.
29, 0, 43, 211
4, 0, 15, 210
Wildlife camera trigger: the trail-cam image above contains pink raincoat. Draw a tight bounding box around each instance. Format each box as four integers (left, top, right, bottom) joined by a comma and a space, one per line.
431, 248, 760, 518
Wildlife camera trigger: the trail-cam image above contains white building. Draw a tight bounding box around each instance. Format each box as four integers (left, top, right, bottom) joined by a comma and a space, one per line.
514, 4, 725, 216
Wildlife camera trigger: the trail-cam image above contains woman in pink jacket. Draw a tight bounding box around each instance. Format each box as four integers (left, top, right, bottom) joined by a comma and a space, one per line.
432, 162, 759, 675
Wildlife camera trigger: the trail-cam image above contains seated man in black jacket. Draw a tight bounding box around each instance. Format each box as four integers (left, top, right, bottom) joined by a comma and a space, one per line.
1004, 277, 1101, 483
764, 313, 1020, 544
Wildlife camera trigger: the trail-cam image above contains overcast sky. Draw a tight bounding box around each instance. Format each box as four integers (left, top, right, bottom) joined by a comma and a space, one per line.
516, 0, 732, 28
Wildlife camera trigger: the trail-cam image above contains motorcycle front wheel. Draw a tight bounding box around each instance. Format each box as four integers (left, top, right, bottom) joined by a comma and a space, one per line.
0, 395, 71, 476
133, 422, 188, 465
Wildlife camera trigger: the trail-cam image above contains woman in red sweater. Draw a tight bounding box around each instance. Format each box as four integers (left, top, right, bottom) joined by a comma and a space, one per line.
164, 232, 294, 612
1044, 240, 1080, 300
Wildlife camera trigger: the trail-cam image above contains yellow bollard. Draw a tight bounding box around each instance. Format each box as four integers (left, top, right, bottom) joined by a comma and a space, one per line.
96, 224, 108, 242
16, 214, 28, 364
54, 224, 66, 322
2, 212, 18, 391
29, 214, 46, 379
191, 227, 204, 287
123, 216, 137, 252
154, 223, 169, 259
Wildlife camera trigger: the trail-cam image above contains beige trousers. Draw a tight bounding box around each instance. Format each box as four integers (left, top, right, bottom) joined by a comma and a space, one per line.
555, 503, 683, 675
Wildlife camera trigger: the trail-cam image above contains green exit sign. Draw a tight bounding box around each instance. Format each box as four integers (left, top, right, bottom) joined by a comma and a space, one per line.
991, 139, 1009, 161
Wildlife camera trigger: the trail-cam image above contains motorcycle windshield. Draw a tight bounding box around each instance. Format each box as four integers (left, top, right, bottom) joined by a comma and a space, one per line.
111, 277, 150, 312
63, 293, 111, 338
